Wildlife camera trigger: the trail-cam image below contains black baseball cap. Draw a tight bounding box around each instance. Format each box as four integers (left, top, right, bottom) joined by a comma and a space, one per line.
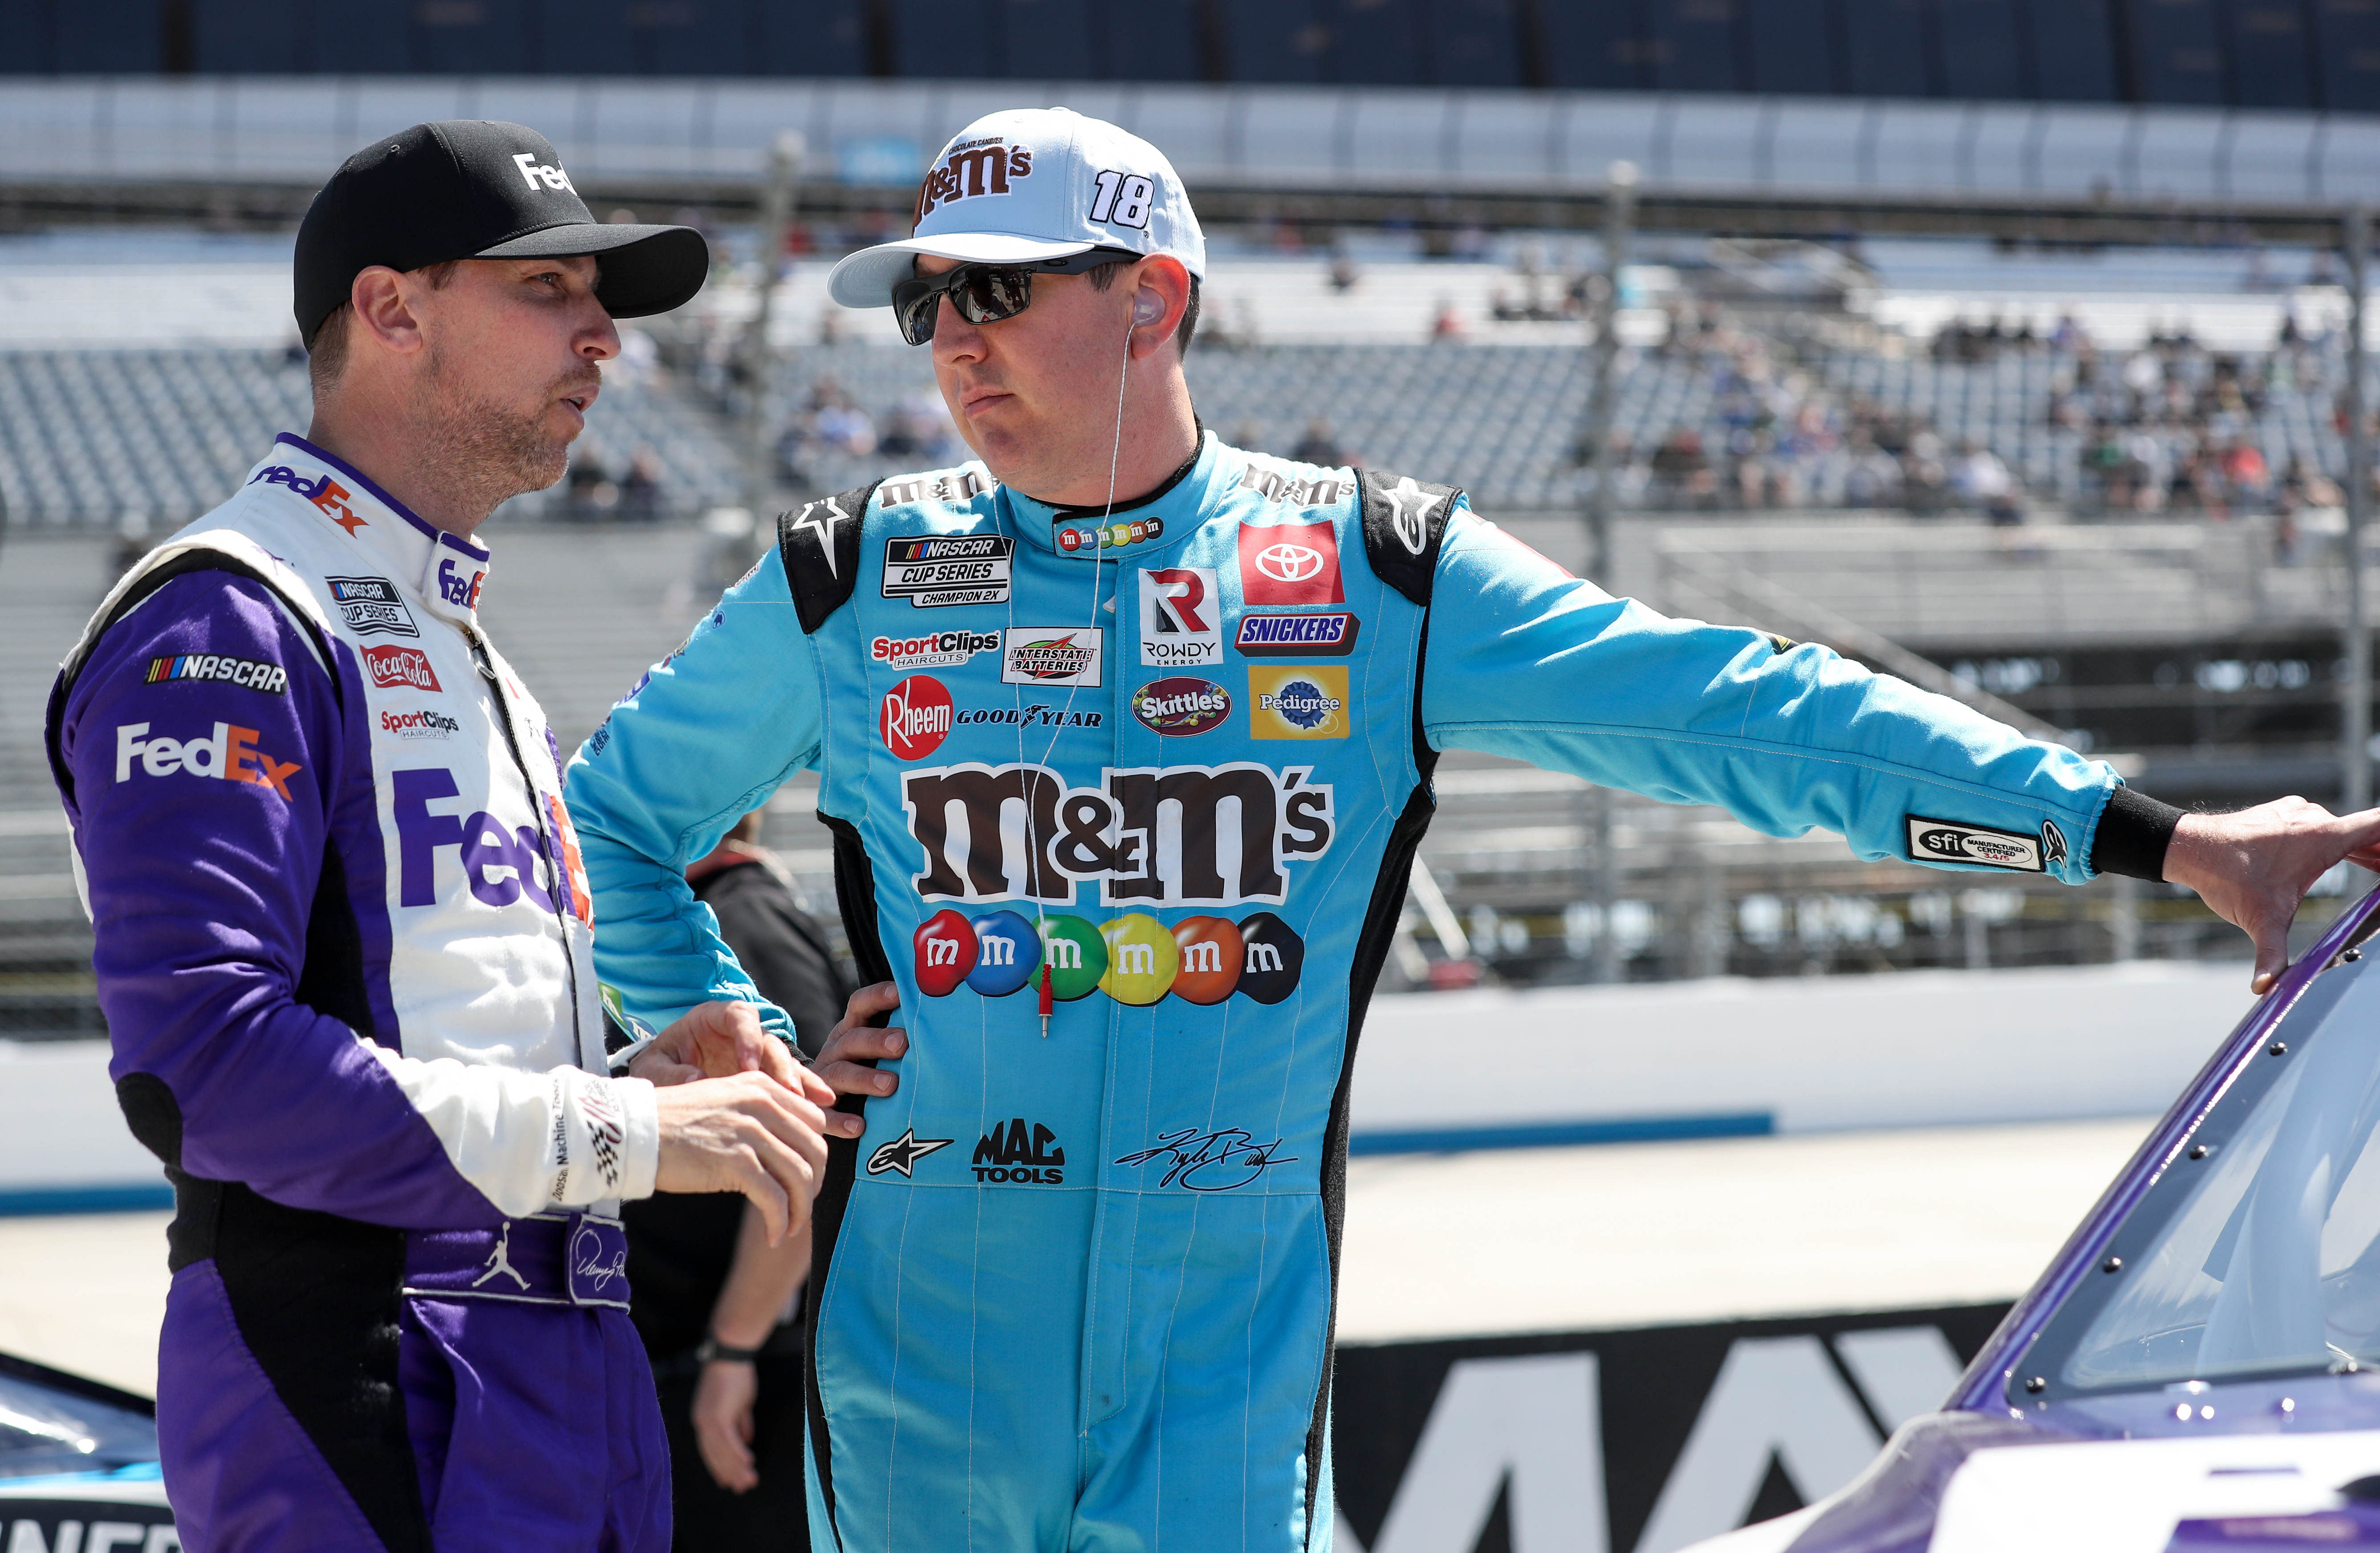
293, 119, 710, 345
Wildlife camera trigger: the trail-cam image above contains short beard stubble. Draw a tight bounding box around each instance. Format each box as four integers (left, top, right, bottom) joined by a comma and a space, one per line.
417, 343, 597, 522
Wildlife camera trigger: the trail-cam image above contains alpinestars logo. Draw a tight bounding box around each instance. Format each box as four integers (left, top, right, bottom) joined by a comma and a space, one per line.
902, 761, 1333, 907
975, 1119, 1064, 1184
867, 1129, 954, 1177
916, 137, 1032, 220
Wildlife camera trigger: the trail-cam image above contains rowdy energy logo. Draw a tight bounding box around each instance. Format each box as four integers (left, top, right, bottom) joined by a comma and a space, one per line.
902, 761, 1333, 906
913, 906, 1304, 1005
1233, 612, 1359, 657
1248, 666, 1349, 740
1237, 522, 1344, 606
1139, 567, 1221, 667
361, 643, 441, 692
1002, 629, 1103, 686
881, 675, 955, 760
1132, 677, 1231, 736
916, 137, 1032, 221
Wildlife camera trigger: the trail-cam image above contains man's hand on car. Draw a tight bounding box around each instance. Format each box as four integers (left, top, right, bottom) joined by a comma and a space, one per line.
812, 981, 908, 1102
2165, 799, 2380, 995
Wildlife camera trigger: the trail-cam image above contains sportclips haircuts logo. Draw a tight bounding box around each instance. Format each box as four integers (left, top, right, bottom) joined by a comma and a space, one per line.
916, 137, 1032, 221
902, 761, 1332, 907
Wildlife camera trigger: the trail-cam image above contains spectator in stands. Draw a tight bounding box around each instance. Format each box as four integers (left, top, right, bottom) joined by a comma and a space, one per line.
619, 449, 664, 521
1649, 427, 1715, 508
1951, 440, 2023, 528
565, 455, 619, 520
625, 809, 850, 1553
877, 391, 958, 463
1292, 418, 1347, 466
1328, 251, 1360, 294
1430, 297, 1464, 341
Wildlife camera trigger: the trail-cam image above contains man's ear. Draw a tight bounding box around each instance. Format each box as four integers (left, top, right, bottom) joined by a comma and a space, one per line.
1128, 255, 1192, 362
348, 265, 427, 361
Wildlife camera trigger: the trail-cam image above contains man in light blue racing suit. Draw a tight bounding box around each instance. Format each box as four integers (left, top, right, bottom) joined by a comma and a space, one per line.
562, 108, 2380, 1552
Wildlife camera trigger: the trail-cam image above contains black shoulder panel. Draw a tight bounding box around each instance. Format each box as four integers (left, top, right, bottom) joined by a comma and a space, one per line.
776, 482, 882, 636
1355, 468, 1462, 607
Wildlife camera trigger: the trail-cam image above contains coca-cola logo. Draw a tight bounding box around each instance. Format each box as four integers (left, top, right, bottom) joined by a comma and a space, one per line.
361, 643, 441, 692
881, 675, 954, 760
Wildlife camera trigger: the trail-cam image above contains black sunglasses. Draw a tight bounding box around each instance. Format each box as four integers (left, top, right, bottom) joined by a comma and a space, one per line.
892, 247, 1143, 346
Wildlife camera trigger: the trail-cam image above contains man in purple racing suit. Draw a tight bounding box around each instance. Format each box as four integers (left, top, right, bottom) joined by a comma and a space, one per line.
44, 122, 860, 1552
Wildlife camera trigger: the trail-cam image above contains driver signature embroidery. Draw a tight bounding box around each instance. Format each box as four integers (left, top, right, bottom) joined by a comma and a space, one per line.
1114, 1127, 1299, 1192
571, 1223, 629, 1293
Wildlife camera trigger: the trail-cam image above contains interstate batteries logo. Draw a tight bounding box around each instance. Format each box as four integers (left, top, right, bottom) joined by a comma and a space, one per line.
883, 535, 1013, 608
1001, 629, 1102, 687
913, 907, 1305, 1006
871, 629, 1001, 672
1248, 666, 1349, 740
1132, 677, 1231, 736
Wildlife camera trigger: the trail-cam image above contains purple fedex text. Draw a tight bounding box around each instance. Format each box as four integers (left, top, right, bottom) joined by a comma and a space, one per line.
438, 557, 484, 611
393, 767, 573, 914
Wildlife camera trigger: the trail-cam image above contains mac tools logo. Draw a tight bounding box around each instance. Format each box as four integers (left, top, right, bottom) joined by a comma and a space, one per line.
1139, 567, 1222, 667
903, 760, 1332, 907
916, 137, 1032, 220
974, 1119, 1065, 1184
1237, 522, 1344, 606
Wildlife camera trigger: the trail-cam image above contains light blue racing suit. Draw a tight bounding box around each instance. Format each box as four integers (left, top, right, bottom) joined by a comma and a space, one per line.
562, 432, 2124, 1552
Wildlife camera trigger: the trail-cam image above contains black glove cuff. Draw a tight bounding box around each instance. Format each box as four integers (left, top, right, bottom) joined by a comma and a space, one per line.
2090, 785, 2185, 881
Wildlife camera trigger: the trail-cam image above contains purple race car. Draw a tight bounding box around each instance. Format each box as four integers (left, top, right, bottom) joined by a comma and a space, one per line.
1693, 883, 2380, 1553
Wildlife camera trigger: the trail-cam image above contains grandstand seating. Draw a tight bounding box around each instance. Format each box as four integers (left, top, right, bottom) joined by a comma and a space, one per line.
4, 329, 2369, 528
0, 348, 744, 529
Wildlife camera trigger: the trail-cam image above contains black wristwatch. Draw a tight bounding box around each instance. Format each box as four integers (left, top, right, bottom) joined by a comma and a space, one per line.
695, 1333, 765, 1366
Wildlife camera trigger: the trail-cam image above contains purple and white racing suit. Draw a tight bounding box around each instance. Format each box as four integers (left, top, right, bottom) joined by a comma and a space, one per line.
45, 434, 671, 1553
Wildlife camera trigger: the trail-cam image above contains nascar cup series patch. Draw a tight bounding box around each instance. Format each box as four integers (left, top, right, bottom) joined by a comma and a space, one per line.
1905, 814, 2047, 872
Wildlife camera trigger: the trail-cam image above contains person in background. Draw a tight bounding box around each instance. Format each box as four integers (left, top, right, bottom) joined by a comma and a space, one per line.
625, 809, 853, 1550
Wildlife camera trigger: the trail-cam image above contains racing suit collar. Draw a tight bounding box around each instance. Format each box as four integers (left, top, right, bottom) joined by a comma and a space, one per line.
1005, 428, 1224, 561
254, 433, 491, 626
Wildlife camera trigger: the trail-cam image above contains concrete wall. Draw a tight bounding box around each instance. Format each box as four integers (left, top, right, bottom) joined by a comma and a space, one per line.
0, 958, 2257, 1209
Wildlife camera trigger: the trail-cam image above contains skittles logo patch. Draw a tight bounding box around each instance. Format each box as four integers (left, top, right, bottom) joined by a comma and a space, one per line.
912, 908, 1303, 1006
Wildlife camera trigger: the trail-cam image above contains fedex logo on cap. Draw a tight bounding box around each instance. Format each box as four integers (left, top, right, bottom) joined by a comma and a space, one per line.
917, 139, 1032, 221
511, 153, 576, 195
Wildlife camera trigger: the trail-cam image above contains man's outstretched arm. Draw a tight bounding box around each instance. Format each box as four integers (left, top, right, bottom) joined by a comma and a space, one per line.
1420, 509, 2380, 994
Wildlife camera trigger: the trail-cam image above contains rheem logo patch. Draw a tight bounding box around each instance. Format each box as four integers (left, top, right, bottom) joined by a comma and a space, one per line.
881, 675, 955, 760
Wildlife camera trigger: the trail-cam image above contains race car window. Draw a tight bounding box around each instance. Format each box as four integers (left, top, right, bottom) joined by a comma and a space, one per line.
2019, 942, 2380, 1399
0, 1354, 158, 1478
